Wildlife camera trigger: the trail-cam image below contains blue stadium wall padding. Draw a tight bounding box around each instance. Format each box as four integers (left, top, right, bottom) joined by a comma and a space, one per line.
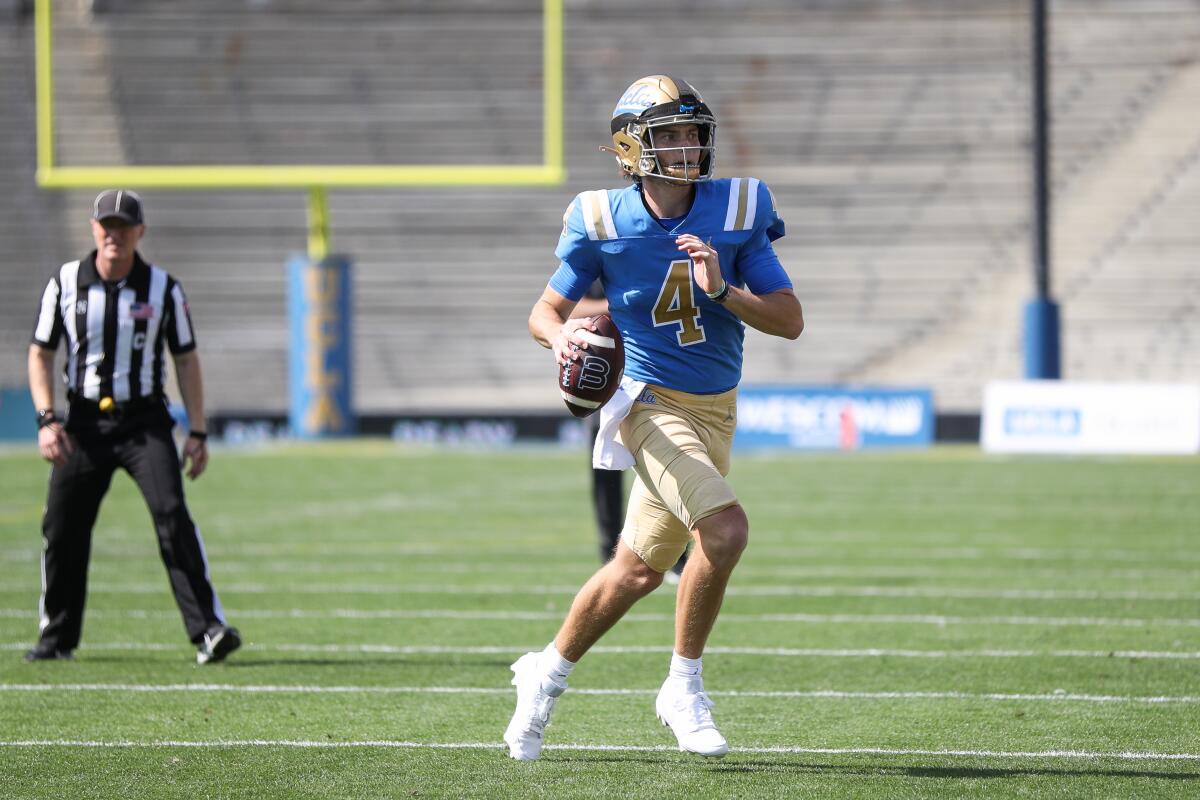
287, 255, 355, 437
1023, 296, 1061, 379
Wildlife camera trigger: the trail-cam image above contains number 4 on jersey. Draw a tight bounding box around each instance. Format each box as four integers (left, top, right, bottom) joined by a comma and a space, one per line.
652, 260, 706, 346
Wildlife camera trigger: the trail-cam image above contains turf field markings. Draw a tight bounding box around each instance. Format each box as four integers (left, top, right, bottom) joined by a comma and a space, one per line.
1, 683, 1197, 704
1, 581, 1197, 601
11, 575, 1200, 599
200, 489, 555, 533
8, 554, 1196, 582
12, 542, 1193, 565
3, 642, 1199, 659
0, 740, 1195, 761
3, 607, 1197, 627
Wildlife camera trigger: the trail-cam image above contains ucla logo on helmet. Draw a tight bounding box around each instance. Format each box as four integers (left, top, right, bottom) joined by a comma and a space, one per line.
613, 83, 663, 116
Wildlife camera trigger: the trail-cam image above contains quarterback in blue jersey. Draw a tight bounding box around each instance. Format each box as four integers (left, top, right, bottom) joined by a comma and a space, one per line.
506, 76, 803, 761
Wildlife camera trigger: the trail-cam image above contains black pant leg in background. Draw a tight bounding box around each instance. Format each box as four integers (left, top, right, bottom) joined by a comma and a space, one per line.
38, 439, 117, 651
588, 415, 625, 563
118, 416, 225, 643
592, 466, 624, 562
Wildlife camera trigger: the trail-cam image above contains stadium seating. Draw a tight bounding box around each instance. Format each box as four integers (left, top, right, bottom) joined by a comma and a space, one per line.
1, 0, 1197, 415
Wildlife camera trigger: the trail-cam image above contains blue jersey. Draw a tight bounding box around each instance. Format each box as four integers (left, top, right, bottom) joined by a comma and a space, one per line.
549, 178, 790, 393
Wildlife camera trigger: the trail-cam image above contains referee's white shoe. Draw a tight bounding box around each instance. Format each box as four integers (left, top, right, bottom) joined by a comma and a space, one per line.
655, 675, 729, 757
504, 652, 567, 760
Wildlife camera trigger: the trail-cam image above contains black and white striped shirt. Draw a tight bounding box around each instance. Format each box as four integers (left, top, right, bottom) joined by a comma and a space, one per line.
32, 251, 196, 402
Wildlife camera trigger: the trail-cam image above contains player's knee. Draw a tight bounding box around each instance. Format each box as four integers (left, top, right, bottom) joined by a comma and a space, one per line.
616, 560, 664, 595
612, 543, 666, 594
695, 504, 748, 571
625, 561, 665, 595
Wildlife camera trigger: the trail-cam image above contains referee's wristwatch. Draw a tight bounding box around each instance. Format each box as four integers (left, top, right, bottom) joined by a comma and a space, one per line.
36, 408, 57, 429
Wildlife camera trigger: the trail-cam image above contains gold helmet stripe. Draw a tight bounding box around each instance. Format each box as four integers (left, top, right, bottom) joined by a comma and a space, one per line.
657, 75, 680, 99
582, 190, 617, 241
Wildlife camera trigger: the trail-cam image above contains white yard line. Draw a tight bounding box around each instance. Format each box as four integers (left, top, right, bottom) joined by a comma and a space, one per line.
2, 607, 1196, 627
0, 739, 1194, 761
1, 581, 1195, 601
2, 642, 1198, 659
729, 586, 1200, 601
4, 543, 1198, 564
0, 683, 1195, 704
4, 557, 1196, 582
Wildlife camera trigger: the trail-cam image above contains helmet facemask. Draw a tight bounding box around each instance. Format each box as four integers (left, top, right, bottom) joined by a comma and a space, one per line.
645, 115, 716, 183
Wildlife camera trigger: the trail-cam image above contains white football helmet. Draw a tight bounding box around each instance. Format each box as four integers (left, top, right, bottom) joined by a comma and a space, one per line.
605, 75, 716, 184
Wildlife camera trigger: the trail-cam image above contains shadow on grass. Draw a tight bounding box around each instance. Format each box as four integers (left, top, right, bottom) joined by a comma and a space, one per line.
221, 657, 515, 669
719, 760, 1200, 781
218, 658, 414, 668
555, 754, 1200, 781
64, 655, 515, 669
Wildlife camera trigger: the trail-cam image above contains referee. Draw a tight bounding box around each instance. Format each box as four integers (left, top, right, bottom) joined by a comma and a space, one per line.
26, 189, 240, 665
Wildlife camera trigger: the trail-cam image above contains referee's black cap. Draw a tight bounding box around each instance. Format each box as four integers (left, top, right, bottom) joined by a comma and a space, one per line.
92, 189, 145, 225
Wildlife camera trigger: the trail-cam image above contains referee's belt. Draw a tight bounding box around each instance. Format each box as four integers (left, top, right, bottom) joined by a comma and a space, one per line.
68, 393, 164, 417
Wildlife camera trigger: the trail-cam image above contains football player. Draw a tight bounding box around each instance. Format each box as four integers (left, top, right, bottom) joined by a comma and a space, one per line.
507, 75, 803, 760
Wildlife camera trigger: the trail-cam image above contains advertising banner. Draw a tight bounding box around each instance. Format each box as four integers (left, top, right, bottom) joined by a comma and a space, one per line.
736, 386, 934, 450
982, 381, 1200, 454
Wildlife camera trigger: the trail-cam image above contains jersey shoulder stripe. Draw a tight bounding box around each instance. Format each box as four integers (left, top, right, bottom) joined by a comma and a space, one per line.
58, 259, 81, 291
580, 189, 617, 241
723, 177, 761, 232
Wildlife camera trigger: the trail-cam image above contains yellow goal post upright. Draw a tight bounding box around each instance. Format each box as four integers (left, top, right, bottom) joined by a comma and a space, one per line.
33, 0, 564, 436
33, 0, 566, 260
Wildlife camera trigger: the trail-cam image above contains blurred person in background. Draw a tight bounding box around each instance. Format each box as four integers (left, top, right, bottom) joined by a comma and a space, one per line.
25, 189, 241, 666
506, 76, 802, 760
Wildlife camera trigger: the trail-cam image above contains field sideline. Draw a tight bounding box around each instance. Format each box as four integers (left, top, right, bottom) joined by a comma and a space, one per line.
0, 442, 1197, 798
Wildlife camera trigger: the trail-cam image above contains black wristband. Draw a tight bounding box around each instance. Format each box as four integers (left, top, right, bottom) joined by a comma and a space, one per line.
707, 281, 731, 304
188, 430, 208, 442
36, 409, 57, 429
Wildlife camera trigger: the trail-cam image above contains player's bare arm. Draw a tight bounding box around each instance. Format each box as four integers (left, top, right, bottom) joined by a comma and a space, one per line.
571, 295, 609, 320
529, 286, 598, 364
722, 287, 803, 340
676, 234, 804, 340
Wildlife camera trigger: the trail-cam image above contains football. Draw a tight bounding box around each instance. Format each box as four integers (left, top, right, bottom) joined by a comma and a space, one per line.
559, 313, 625, 418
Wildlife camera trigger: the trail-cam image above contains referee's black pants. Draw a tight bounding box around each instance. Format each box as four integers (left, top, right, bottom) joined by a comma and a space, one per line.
588, 415, 625, 562
36, 403, 225, 652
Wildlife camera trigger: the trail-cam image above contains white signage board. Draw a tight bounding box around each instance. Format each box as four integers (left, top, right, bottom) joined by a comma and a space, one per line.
982, 381, 1200, 454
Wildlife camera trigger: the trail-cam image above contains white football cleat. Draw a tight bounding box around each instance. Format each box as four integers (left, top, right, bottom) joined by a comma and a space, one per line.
504, 651, 567, 761
655, 676, 729, 757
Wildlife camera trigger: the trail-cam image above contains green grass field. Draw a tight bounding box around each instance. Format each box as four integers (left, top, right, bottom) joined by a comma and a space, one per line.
0, 442, 1197, 798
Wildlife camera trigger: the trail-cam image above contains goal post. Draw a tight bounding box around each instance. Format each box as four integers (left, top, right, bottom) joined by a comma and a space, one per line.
34, 0, 566, 197
32, 0, 566, 437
